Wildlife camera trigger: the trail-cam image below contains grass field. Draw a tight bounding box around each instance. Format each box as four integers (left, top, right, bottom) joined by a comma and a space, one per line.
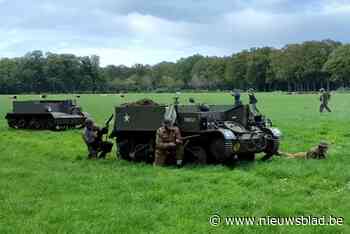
0, 92, 350, 233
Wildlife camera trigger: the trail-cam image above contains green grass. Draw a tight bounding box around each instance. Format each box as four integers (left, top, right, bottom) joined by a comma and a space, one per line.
0, 92, 350, 233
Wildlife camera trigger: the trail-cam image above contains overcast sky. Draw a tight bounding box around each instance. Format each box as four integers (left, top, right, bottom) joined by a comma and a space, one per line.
0, 0, 349, 66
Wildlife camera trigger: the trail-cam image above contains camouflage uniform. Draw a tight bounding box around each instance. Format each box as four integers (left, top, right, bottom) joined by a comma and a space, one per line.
154, 126, 184, 166
320, 89, 331, 112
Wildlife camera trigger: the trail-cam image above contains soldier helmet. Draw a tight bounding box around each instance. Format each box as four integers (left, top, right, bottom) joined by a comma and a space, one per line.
320, 88, 325, 92
318, 141, 328, 149
163, 117, 173, 127
85, 118, 94, 127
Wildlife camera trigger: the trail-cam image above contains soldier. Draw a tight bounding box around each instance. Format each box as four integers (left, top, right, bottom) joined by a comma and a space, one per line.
154, 117, 184, 167
279, 141, 329, 159
83, 118, 113, 159
319, 88, 331, 112
231, 90, 242, 106
248, 88, 259, 114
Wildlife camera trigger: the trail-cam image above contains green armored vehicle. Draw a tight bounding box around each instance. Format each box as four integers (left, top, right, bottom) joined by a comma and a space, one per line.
6, 100, 88, 130
110, 98, 282, 165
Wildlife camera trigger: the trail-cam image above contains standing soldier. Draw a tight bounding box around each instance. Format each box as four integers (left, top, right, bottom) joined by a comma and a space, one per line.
82, 119, 113, 159
154, 117, 184, 167
231, 90, 242, 106
279, 141, 329, 159
319, 88, 331, 112
248, 88, 259, 114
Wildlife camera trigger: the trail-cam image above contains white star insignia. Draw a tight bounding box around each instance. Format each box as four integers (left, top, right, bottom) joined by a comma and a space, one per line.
124, 113, 130, 123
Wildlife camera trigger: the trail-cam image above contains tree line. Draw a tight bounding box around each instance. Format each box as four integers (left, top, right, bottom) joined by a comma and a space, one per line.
1, 39, 350, 94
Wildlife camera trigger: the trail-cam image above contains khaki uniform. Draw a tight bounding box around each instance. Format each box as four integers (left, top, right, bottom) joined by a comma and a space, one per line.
281, 146, 327, 159
154, 126, 184, 166
320, 92, 331, 112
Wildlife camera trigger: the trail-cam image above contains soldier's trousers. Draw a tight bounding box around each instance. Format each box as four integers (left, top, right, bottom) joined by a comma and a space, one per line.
320, 103, 331, 112
250, 104, 259, 115
87, 141, 113, 159
87, 144, 98, 159
279, 151, 307, 159
154, 145, 184, 166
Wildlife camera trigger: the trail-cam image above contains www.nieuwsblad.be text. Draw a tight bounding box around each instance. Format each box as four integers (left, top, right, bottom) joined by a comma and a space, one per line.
209, 214, 344, 226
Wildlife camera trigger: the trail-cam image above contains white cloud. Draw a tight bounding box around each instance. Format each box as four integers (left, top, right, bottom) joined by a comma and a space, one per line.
0, 0, 349, 65
320, 0, 350, 14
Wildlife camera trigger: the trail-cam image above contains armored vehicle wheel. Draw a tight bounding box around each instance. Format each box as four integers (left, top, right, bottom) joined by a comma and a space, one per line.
43, 120, 54, 130
7, 118, 16, 128
210, 137, 230, 163
117, 139, 132, 160
33, 120, 42, 129
262, 137, 280, 161
186, 146, 207, 164
28, 119, 41, 129
17, 119, 27, 129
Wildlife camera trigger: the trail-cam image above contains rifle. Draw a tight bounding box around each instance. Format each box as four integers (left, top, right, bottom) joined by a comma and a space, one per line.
181, 134, 201, 141
181, 134, 201, 147
104, 114, 114, 128
97, 114, 114, 141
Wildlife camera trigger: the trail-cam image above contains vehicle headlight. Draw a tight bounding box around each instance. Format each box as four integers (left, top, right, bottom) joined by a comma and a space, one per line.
269, 127, 282, 138
220, 129, 236, 140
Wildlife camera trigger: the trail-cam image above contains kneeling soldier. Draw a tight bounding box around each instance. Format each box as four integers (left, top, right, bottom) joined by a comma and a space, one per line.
154, 117, 184, 167
83, 119, 113, 159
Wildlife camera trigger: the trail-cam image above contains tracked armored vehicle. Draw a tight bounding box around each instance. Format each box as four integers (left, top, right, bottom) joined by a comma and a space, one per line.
111, 98, 282, 165
6, 100, 88, 130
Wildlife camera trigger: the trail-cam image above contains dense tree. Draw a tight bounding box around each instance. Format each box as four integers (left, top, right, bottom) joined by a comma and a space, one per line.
225, 50, 250, 89
323, 44, 350, 88
0, 40, 348, 94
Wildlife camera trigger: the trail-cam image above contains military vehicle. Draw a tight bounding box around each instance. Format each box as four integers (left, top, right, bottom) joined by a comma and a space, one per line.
110, 97, 282, 165
6, 100, 88, 130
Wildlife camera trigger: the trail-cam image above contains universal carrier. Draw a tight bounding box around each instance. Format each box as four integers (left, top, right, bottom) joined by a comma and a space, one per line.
111, 98, 282, 165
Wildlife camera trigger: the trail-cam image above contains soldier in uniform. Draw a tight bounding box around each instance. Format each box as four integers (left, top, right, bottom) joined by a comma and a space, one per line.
279, 141, 329, 159
319, 88, 331, 112
248, 88, 258, 114
83, 119, 113, 159
154, 117, 184, 167
231, 90, 242, 106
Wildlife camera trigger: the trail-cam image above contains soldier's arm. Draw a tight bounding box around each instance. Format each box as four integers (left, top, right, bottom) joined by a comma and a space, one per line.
174, 127, 183, 144
155, 129, 172, 149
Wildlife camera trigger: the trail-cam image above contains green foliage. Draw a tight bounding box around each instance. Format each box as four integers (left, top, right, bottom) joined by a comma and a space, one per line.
0, 93, 349, 233
0, 40, 348, 93
323, 44, 350, 87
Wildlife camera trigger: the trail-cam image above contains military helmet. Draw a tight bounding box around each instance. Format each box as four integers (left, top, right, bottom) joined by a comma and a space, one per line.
319, 141, 328, 149
320, 88, 325, 92
163, 117, 172, 127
